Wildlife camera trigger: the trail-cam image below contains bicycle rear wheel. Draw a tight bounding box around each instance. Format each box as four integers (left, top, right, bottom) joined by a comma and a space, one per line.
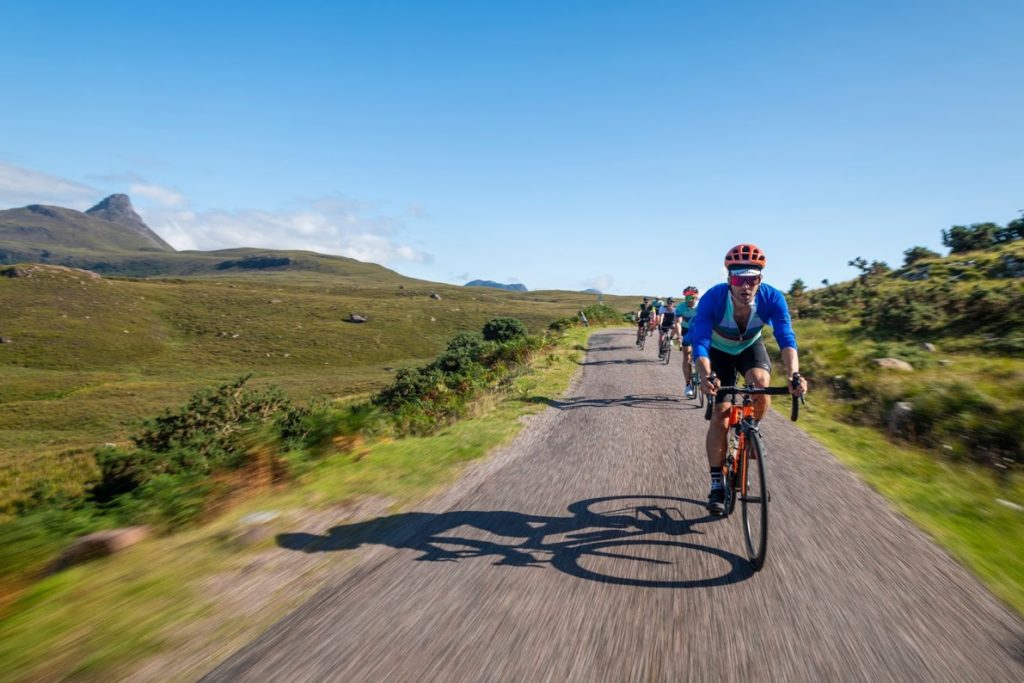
741, 430, 769, 571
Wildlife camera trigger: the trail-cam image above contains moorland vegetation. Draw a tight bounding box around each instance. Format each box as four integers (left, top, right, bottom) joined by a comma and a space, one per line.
0, 268, 625, 595
784, 215, 1024, 478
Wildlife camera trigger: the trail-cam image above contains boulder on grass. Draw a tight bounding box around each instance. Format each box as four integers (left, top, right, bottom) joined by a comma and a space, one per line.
873, 358, 914, 372
348, 313, 368, 323
887, 401, 914, 435
50, 526, 149, 572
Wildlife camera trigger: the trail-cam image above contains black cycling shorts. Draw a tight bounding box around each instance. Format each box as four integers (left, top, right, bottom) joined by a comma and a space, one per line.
709, 342, 772, 388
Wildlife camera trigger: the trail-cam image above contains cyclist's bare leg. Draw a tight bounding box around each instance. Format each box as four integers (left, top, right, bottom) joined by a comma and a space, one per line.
706, 400, 732, 469
745, 367, 772, 420
682, 345, 693, 384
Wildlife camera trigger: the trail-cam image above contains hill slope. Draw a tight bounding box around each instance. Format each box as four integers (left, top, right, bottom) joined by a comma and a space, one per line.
0, 200, 174, 254
789, 240, 1024, 470
0, 263, 632, 519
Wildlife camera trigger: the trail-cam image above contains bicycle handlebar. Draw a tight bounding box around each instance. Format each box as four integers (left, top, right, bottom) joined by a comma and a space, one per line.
702, 372, 805, 422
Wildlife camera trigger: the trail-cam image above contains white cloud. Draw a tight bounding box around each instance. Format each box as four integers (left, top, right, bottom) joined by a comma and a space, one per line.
582, 274, 614, 292
141, 199, 431, 265
1, 161, 430, 267
129, 182, 186, 207
0, 161, 98, 209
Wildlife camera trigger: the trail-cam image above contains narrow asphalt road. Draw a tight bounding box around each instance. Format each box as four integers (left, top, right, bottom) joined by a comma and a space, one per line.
205, 329, 1024, 682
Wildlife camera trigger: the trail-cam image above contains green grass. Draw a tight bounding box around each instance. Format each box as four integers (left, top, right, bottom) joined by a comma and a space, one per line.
785, 306, 1024, 615
0, 265, 629, 518
0, 326, 594, 682
789, 398, 1024, 614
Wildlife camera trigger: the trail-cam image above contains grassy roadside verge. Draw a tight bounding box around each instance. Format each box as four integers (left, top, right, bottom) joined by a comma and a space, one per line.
784, 398, 1024, 615
0, 327, 596, 682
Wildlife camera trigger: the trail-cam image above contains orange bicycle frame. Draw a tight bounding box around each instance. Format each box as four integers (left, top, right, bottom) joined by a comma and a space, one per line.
724, 401, 756, 497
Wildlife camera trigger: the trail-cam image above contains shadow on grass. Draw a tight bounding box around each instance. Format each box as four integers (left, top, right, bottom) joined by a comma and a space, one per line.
278, 495, 751, 588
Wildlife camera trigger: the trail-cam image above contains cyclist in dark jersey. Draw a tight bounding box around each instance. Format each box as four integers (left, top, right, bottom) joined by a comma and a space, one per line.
657, 297, 678, 359
635, 296, 656, 345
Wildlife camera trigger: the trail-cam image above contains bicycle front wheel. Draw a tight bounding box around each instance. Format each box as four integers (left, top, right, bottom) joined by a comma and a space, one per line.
693, 363, 705, 407
663, 342, 671, 364
690, 361, 705, 407
741, 430, 769, 571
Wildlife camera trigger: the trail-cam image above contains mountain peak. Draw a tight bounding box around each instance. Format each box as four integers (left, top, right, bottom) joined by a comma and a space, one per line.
86, 193, 142, 225
85, 194, 174, 250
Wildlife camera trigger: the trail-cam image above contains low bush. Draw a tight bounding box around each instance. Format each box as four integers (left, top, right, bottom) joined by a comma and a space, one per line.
482, 317, 528, 343
372, 317, 546, 434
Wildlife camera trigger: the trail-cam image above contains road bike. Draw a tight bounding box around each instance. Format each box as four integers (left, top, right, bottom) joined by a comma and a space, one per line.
658, 331, 672, 364
684, 347, 704, 408
703, 373, 803, 571
636, 323, 648, 350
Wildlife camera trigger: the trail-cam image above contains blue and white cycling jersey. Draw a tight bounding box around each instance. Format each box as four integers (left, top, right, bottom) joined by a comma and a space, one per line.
688, 282, 797, 358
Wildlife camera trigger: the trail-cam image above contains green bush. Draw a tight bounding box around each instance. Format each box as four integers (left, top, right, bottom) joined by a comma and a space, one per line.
482, 317, 528, 343
581, 303, 628, 325
131, 375, 290, 457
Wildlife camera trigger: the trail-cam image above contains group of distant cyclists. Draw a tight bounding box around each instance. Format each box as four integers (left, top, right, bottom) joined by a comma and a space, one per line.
634, 244, 808, 515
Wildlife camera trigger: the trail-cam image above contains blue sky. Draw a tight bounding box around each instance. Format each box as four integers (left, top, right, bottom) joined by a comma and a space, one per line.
1, 0, 1020, 295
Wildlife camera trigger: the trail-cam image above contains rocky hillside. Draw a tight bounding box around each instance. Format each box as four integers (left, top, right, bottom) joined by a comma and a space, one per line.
785, 220, 1024, 476
83, 194, 173, 250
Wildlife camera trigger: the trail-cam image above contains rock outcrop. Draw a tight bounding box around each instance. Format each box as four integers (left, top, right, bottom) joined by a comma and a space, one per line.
85, 194, 174, 250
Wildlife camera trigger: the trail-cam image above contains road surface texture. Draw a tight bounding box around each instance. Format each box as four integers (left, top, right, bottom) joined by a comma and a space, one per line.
205, 330, 1024, 682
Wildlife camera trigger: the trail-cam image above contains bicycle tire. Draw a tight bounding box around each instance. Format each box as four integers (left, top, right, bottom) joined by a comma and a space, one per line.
691, 361, 705, 408
639, 329, 646, 351
662, 342, 671, 364
741, 429, 769, 571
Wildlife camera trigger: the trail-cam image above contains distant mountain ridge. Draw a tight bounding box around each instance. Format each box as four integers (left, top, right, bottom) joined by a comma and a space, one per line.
0, 195, 411, 280
0, 194, 174, 254
465, 279, 528, 292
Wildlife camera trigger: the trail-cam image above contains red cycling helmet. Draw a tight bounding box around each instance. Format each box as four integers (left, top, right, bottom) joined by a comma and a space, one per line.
683, 286, 698, 295
724, 244, 767, 270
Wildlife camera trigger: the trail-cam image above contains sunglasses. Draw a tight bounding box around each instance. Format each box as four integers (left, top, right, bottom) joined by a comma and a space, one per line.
729, 275, 761, 287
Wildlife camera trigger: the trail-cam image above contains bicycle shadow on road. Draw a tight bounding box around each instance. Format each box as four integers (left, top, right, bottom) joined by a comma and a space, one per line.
277, 495, 752, 588
578, 358, 661, 366
529, 395, 704, 411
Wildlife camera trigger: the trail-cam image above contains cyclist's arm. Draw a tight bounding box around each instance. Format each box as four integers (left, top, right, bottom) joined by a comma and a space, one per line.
688, 286, 722, 360
762, 286, 807, 396
696, 355, 716, 394
763, 285, 797, 352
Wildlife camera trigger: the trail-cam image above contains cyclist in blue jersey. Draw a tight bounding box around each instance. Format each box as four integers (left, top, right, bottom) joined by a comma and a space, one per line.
688, 244, 808, 515
675, 286, 700, 398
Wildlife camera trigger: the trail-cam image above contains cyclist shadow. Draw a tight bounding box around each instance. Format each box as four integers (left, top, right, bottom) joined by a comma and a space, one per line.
278, 495, 753, 588
530, 395, 692, 411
